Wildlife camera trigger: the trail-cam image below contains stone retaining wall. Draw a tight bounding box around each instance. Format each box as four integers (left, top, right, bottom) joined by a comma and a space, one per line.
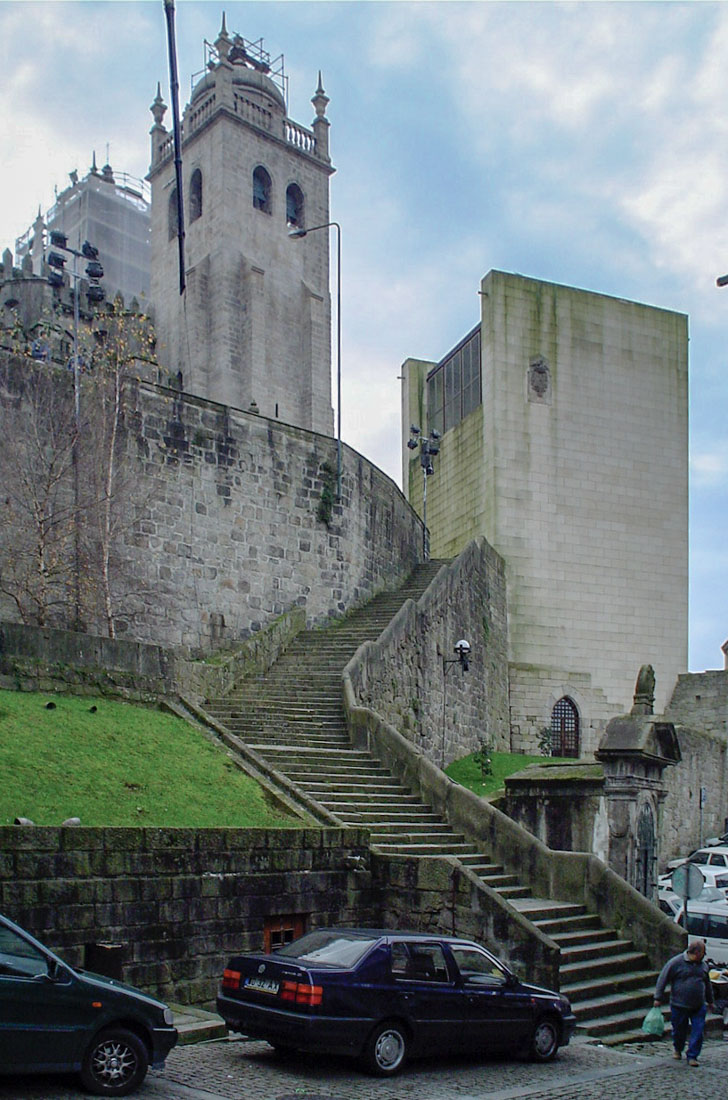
0, 826, 373, 1006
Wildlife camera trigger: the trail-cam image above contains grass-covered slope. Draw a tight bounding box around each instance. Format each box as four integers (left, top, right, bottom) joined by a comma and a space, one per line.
0, 690, 298, 827
446, 749, 571, 799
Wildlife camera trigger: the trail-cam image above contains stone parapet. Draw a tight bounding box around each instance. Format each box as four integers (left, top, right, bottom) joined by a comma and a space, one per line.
344, 537, 508, 765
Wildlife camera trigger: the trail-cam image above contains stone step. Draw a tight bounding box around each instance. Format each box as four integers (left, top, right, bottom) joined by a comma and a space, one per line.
308, 790, 426, 805
239, 730, 348, 744
209, 705, 344, 719
569, 981, 658, 1020
284, 775, 405, 790
356, 823, 465, 839
374, 841, 478, 857
325, 806, 440, 820
283, 768, 412, 783
492, 884, 533, 900
258, 748, 374, 763
219, 710, 345, 723
534, 914, 604, 937
560, 969, 658, 1003
512, 899, 588, 923
547, 927, 618, 949
201, 548, 665, 1047
577, 1003, 661, 1040
560, 950, 649, 984
559, 938, 635, 965
370, 830, 468, 846
477, 873, 524, 890
458, 860, 504, 875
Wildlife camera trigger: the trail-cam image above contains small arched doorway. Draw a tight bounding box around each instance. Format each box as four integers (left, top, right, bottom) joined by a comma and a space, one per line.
550, 697, 580, 758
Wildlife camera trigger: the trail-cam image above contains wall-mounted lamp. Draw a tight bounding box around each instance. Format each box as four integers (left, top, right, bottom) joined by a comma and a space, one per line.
439, 638, 472, 769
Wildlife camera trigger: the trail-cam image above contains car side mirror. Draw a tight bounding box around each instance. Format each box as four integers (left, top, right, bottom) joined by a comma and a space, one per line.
46, 959, 71, 983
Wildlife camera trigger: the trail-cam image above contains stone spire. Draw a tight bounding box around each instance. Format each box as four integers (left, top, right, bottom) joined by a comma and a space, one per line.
149, 83, 168, 169
31, 207, 45, 275
150, 83, 167, 128
311, 72, 330, 161
215, 12, 232, 62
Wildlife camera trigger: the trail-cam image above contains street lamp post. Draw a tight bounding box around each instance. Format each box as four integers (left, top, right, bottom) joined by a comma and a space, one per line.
407, 426, 441, 559
289, 221, 342, 502
46, 232, 104, 627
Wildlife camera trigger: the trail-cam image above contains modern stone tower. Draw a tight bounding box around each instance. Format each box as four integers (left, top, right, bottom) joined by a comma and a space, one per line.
402, 270, 689, 754
148, 19, 334, 434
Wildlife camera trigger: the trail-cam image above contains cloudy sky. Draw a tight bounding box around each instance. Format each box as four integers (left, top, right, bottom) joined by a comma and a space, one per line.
1, 0, 727, 673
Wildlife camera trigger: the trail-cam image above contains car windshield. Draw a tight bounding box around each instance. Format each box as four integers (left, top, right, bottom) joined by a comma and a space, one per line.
276, 931, 379, 968
697, 887, 726, 903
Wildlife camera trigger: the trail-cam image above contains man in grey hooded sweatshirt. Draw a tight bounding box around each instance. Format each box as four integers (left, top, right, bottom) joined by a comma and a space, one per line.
654, 939, 714, 1066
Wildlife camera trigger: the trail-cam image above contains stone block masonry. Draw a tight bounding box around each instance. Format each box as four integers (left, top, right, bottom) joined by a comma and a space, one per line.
0, 826, 375, 1006
0, 370, 424, 652
126, 384, 423, 651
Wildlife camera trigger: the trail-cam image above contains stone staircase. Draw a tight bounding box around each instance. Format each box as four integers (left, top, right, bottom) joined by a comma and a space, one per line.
203, 562, 662, 1043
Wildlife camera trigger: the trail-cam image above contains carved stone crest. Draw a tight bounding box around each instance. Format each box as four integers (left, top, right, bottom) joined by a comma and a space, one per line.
528, 356, 551, 402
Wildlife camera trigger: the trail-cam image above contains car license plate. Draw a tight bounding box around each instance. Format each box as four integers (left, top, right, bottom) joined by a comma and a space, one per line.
244, 976, 280, 995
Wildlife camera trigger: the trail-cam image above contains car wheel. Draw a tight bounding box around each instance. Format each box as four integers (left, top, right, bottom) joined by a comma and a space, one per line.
79, 1027, 149, 1096
364, 1021, 408, 1076
530, 1017, 559, 1062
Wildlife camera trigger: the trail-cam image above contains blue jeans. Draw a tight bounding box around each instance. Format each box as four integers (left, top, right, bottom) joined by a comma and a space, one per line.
671, 1003, 707, 1060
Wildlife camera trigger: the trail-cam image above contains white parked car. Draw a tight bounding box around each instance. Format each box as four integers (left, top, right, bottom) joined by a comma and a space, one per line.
658, 865, 728, 895
658, 885, 725, 918
666, 845, 728, 873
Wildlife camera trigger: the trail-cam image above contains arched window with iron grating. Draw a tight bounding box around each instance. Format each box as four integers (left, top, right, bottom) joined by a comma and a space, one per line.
551, 697, 580, 758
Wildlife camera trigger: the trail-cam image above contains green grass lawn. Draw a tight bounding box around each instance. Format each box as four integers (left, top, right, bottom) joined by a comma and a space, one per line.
446, 749, 571, 799
0, 690, 299, 828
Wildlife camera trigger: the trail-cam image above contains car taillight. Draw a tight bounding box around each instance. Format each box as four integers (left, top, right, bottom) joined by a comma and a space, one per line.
279, 979, 323, 1006
222, 969, 241, 990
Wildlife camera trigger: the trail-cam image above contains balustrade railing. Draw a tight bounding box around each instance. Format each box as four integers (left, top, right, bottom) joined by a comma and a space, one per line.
283, 119, 317, 155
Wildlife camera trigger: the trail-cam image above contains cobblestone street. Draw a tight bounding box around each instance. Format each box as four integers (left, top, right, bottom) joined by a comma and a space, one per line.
2, 1035, 727, 1100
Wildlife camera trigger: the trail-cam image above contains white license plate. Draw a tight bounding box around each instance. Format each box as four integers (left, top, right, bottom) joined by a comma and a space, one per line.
244, 976, 280, 995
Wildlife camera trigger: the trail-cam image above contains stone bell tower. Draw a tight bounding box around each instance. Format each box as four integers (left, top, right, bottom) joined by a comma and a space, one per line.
148, 17, 334, 435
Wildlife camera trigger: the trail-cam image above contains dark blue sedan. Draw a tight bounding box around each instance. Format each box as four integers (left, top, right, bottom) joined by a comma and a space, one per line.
217, 928, 576, 1075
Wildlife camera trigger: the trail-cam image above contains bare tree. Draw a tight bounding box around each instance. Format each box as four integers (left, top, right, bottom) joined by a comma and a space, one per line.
0, 356, 78, 625
0, 300, 158, 638
78, 298, 158, 638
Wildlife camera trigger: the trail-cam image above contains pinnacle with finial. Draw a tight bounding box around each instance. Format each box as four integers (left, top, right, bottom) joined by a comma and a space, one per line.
150, 82, 167, 127
216, 9, 231, 58
312, 72, 329, 119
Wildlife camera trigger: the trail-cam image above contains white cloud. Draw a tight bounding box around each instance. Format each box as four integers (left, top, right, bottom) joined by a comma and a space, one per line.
691, 445, 728, 486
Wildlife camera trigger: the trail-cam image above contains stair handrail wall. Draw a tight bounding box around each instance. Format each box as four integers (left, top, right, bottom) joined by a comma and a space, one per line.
344, 690, 684, 974
371, 849, 561, 991
344, 538, 509, 762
